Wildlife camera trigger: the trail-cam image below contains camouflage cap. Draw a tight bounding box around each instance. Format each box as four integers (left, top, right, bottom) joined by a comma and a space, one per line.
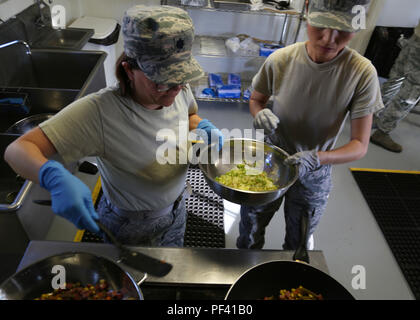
307, 0, 371, 33
122, 5, 204, 86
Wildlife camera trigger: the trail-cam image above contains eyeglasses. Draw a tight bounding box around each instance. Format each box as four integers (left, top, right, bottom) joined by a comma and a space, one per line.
155, 83, 188, 92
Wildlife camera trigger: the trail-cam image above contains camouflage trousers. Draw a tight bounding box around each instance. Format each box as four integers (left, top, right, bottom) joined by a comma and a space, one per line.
375, 34, 420, 133
237, 164, 332, 250
97, 196, 187, 247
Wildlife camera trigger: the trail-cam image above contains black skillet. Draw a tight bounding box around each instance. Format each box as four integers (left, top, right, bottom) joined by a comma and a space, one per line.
0, 252, 144, 300
225, 210, 354, 300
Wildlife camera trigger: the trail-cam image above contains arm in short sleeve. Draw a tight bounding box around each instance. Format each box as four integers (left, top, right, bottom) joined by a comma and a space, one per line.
350, 64, 385, 120
39, 94, 104, 164
251, 53, 276, 97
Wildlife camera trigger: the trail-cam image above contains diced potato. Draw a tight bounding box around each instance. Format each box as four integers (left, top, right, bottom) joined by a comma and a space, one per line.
215, 163, 277, 192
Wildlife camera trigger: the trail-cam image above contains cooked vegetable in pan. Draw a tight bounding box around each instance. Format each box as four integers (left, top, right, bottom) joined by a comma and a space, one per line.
215, 163, 277, 192
264, 286, 323, 300
35, 279, 124, 300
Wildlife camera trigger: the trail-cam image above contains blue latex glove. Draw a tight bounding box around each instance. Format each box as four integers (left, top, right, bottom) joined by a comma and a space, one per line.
196, 119, 224, 150
39, 160, 99, 233
284, 150, 320, 178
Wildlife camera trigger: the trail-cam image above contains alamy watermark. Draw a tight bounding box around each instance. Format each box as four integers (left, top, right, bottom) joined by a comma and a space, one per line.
155, 122, 266, 167
51, 265, 66, 290
351, 265, 366, 290
352, 5, 367, 31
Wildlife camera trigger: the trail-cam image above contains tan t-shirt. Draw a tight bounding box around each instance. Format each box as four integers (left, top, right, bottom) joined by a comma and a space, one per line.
252, 42, 384, 154
40, 85, 198, 211
415, 21, 420, 38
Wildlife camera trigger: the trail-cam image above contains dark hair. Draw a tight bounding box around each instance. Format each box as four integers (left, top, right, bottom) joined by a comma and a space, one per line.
115, 52, 139, 97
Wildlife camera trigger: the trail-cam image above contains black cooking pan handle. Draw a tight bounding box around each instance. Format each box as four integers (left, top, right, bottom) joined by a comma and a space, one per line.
33, 199, 52, 206
292, 209, 310, 264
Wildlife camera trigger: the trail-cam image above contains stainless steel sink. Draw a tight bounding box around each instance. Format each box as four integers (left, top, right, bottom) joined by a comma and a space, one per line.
0, 47, 106, 210
0, 48, 106, 132
1, 49, 105, 90
31, 27, 94, 50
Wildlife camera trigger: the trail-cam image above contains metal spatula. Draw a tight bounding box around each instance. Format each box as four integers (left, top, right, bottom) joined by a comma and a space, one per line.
96, 221, 173, 277
33, 199, 173, 277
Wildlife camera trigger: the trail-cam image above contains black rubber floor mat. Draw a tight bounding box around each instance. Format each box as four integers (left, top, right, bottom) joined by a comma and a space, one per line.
80, 230, 103, 243
81, 168, 226, 248
184, 167, 225, 248
351, 169, 420, 299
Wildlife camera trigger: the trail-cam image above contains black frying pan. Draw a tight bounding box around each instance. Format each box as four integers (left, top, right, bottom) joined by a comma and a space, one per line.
0, 252, 145, 300
225, 210, 354, 300
225, 260, 354, 300
5, 113, 54, 134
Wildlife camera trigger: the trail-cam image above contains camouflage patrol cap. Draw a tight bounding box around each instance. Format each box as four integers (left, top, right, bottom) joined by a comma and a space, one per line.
307, 0, 371, 32
122, 5, 204, 86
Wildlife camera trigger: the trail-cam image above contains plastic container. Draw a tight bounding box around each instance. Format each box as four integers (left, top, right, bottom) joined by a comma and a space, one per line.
259, 43, 283, 57
217, 85, 241, 99
243, 87, 252, 101
201, 88, 217, 98
228, 73, 241, 88
208, 73, 224, 88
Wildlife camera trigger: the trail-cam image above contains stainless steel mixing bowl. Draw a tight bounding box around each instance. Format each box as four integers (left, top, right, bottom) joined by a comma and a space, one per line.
198, 138, 299, 206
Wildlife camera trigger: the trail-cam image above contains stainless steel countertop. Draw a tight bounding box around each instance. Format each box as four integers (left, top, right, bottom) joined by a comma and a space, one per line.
18, 240, 329, 286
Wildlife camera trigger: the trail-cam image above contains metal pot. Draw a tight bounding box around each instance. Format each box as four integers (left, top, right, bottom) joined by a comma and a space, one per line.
5, 113, 54, 134
198, 138, 299, 206
225, 211, 354, 300
225, 260, 354, 300
0, 252, 145, 300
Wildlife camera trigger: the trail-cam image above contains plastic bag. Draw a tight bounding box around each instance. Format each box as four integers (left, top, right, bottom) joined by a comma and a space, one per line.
239, 37, 260, 56
225, 37, 241, 53
250, 0, 264, 11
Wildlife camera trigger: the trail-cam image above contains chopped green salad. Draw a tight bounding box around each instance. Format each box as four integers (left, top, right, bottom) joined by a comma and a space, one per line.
215, 164, 277, 192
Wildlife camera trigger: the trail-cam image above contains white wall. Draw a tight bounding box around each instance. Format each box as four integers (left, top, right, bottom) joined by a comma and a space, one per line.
290, 0, 305, 11
40, 0, 160, 26
349, 0, 385, 55
46, 0, 83, 25
376, 0, 420, 28
0, 0, 33, 21
80, 0, 160, 21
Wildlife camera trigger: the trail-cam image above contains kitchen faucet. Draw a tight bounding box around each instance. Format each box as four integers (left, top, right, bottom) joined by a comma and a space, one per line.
34, 0, 49, 27
0, 40, 32, 55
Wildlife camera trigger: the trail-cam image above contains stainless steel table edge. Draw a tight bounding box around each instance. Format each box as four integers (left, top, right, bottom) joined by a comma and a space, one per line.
16, 240, 329, 286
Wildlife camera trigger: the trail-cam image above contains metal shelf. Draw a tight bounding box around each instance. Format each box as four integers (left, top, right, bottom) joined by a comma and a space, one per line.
162, 0, 301, 17
162, 0, 306, 103
193, 35, 271, 59
163, 0, 305, 45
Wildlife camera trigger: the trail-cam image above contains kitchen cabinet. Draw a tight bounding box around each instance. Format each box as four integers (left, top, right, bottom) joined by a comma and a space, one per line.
161, 0, 305, 102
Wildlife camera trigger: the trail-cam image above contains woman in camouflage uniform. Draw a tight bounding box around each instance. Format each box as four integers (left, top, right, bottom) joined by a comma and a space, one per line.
237, 0, 383, 250
4, 5, 223, 247
371, 21, 420, 153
